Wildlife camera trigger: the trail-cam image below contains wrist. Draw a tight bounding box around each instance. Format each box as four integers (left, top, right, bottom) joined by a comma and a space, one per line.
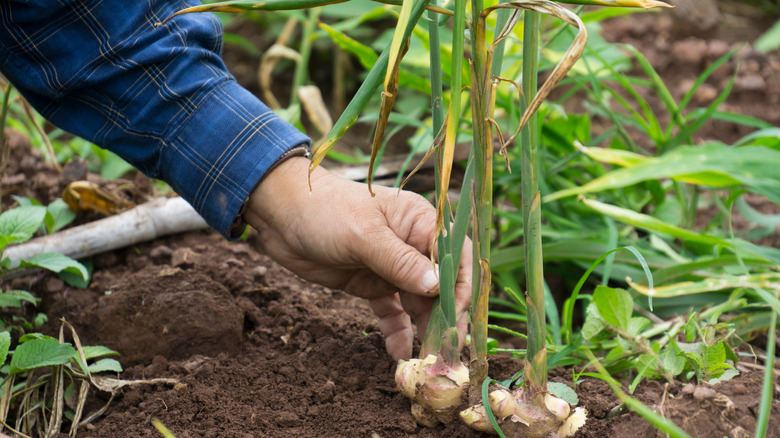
244, 156, 320, 228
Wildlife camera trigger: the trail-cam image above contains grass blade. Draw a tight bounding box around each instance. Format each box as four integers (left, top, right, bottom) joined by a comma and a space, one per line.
754, 288, 778, 438
561, 246, 653, 343
629, 274, 780, 298
584, 349, 693, 438
367, 0, 416, 194
309, 0, 430, 176
581, 197, 780, 265
545, 144, 780, 205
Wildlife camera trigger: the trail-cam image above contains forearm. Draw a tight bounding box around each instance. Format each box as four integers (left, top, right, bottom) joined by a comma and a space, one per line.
0, 0, 310, 238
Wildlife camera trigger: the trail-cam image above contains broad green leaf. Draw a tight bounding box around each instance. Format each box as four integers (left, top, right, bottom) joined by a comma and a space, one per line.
10, 338, 76, 374
660, 339, 685, 376
45, 199, 76, 234
548, 381, 579, 405
708, 368, 739, 385
88, 358, 123, 374
704, 341, 727, 378
0, 206, 46, 251
19, 333, 56, 343
59, 258, 93, 289
0, 331, 10, 366
82, 345, 120, 360
627, 316, 650, 336
20, 252, 89, 282
545, 144, 780, 204
581, 303, 606, 340
593, 285, 632, 329
755, 19, 780, 53
0, 290, 39, 308
11, 195, 40, 207
684, 351, 705, 377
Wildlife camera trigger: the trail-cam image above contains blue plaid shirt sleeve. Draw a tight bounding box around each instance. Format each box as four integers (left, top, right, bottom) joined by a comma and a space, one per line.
0, 0, 311, 238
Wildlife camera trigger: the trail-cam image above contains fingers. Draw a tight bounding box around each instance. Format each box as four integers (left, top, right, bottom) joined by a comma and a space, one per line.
363, 228, 440, 298
342, 269, 402, 300
369, 294, 414, 360
399, 292, 434, 337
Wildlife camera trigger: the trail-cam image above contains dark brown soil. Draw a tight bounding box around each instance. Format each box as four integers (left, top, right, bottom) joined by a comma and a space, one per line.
1, 2, 778, 438
18, 229, 778, 438
23, 230, 777, 438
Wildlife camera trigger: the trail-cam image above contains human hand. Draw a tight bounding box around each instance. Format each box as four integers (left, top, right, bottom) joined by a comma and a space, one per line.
243, 157, 472, 360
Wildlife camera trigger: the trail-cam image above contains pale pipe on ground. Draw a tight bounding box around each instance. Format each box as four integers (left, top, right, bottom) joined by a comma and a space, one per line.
3, 196, 208, 268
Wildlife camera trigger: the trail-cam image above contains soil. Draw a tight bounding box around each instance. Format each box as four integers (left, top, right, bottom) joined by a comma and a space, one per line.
1, 2, 779, 437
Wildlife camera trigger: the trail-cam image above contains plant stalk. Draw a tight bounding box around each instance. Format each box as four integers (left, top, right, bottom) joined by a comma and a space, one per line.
0, 83, 12, 208
290, 7, 320, 111
468, 0, 494, 405
521, 9, 547, 396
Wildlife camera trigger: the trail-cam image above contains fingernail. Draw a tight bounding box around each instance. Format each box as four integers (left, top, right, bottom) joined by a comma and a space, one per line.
422, 270, 439, 292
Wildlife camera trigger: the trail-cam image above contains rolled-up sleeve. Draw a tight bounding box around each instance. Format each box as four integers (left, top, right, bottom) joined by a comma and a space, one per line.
0, 0, 310, 238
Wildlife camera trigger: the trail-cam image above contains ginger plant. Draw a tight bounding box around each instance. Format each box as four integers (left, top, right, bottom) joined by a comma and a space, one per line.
165, 0, 670, 435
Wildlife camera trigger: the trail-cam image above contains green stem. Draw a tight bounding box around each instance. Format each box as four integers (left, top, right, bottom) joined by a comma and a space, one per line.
290, 7, 320, 109
521, 10, 547, 396
468, 0, 494, 405
754, 288, 778, 438
0, 83, 13, 208
420, 11, 454, 357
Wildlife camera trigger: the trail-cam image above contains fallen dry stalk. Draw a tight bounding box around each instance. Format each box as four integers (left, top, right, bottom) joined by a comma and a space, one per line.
3, 196, 208, 268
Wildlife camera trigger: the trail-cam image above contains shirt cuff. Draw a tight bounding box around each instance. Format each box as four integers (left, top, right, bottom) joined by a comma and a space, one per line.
160, 79, 311, 239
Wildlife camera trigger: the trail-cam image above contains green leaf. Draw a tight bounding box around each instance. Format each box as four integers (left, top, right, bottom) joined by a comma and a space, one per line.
684, 351, 705, 379
630, 274, 780, 299
704, 341, 727, 378
0, 331, 10, 365
11, 195, 40, 207
548, 381, 579, 405
660, 339, 686, 377
627, 316, 650, 336
708, 368, 738, 385
20, 252, 89, 281
593, 285, 633, 329
0, 290, 39, 308
545, 144, 780, 204
755, 19, 780, 53
0, 206, 46, 251
10, 338, 77, 374
45, 199, 76, 234
581, 198, 780, 265
581, 304, 605, 340
88, 358, 123, 374
81, 345, 120, 360
320, 22, 378, 69
59, 258, 93, 289
18, 333, 56, 343
100, 150, 135, 180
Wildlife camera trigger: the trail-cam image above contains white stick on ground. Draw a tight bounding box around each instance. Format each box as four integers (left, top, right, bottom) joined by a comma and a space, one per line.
3, 196, 208, 268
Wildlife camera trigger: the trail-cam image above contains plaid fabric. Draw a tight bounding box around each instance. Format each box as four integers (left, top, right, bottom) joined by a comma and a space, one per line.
0, 0, 310, 238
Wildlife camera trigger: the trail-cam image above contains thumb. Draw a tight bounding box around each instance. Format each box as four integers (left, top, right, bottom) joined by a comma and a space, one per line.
364, 230, 438, 297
